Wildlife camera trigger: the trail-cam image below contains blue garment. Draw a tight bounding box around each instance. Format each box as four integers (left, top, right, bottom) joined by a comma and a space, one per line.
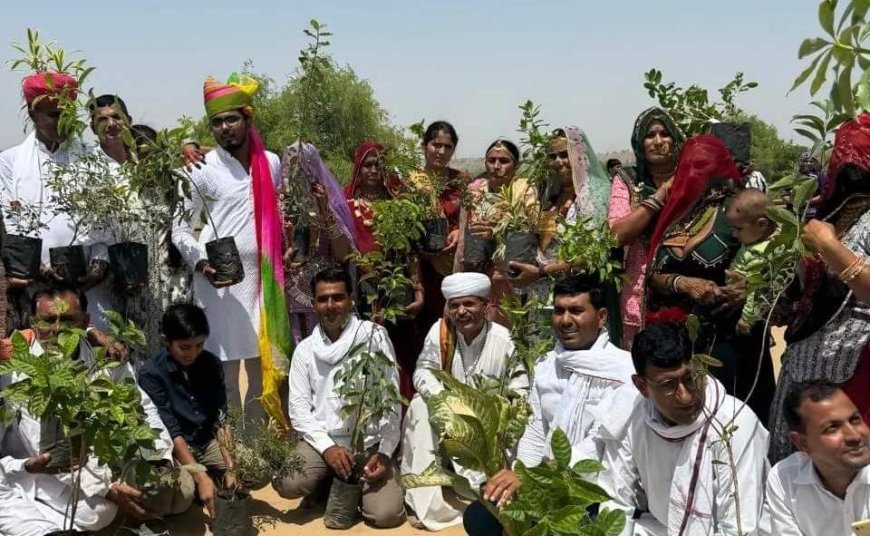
138, 349, 227, 449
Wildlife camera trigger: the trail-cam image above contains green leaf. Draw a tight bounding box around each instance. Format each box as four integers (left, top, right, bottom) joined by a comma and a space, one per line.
694, 354, 724, 368
799, 37, 831, 58
551, 428, 572, 469
549, 505, 588, 533
810, 51, 833, 95
837, 62, 855, 114
595, 508, 628, 536
791, 52, 824, 92
819, 1, 836, 37
571, 459, 604, 474
793, 178, 820, 211
766, 206, 799, 228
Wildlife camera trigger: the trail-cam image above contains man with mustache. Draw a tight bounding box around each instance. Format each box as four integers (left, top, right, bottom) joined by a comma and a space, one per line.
172, 74, 289, 424
764, 382, 870, 535
578, 323, 769, 535
401, 272, 527, 530
463, 274, 634, 536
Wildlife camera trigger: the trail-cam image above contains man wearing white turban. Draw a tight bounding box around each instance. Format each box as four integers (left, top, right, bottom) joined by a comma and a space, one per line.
401, 272, 527, 530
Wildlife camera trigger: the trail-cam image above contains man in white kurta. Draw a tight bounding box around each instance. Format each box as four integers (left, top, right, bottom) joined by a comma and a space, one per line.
172, 85, 282, 421
0, 72, 111, 333
577, 323, 769, 536
277, 267, 405, 528
763, 382, 870, 535
0, 286, 180, 532
401, 272, 527, 530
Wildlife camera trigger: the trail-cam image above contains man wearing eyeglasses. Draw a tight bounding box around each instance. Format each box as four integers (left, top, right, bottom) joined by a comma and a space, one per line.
172, 75, 285, 424
577, 323, 770, 536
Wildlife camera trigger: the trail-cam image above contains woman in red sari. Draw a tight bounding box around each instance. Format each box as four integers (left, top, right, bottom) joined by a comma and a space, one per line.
345, 140, 424, 399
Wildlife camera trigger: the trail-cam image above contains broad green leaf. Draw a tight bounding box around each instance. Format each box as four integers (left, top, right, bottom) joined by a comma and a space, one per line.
837, 62, 855, 114
695, 354, 723, 368
521, 523, 549, 536
571, 459, 605, 474
857, 67, 870, 111
551, 428, 572, 470
766, 206, 799, 228
549, 505, 588, 533
793, 178, 820, 211
566, 478, 611, 504
595, 508, 628, 536
799, 37, 830, 58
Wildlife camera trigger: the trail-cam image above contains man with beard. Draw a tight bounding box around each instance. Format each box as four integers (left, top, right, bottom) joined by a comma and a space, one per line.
764, 382, 870, 535
173, 74, 291, 424
401, 272, 527, 531
577, 323, 769, 535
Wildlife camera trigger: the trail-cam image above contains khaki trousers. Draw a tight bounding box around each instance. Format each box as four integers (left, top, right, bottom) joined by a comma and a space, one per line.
272, 441, 405, 528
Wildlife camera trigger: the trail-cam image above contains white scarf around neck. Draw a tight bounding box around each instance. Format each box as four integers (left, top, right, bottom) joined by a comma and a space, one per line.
311, 315, 372, 365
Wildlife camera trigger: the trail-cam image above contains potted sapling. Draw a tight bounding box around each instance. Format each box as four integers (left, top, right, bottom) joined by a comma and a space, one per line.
327, 338, 405, 529
3, 199, 50, 280
0, 318, 160, 535
492, 182, 540, 273
407, 175, 449, 253
212, 417, 252, 536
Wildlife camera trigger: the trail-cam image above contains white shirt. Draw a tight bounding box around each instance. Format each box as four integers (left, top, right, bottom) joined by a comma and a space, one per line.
516, 332, 633, 467
413, 319, 528, 398
287, 316, 401, 456
0, 132, 105, 265
172, 145, 281, 361
578, 383, 770, 535
764, 452, 870, 535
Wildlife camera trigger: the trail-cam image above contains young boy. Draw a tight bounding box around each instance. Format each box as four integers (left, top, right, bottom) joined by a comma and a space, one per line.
725, 188, 777, 335
138, 304, 234, 518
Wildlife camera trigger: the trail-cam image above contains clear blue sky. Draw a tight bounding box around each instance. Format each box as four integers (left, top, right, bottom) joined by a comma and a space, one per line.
0, 0, 821, 156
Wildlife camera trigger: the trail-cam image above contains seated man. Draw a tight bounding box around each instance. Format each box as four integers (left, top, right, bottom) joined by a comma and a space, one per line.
274, 267, 405, 529
578, 323, 769, 536
0, 284, 188, 532
402, 272, 527, 531
138, 303, 234, 519
464, 274, 634, 536
764, 381, 870, 535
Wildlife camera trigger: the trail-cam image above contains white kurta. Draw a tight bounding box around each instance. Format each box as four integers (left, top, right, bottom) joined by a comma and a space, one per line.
0, 134, 114, 329
516, 332, 634, 467
402, 320, 527, 531
172, 146, 282, 361
763, 452, 870, 536
0, 339, 173, 532
287, 316, 401, 456
577, 382, 770, 536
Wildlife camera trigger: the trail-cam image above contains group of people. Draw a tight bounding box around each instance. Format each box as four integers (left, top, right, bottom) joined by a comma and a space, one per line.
0, 63, 868, 536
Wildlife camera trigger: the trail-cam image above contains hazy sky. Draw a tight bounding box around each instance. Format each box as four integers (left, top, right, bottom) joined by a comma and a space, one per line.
0, 1, 821, 156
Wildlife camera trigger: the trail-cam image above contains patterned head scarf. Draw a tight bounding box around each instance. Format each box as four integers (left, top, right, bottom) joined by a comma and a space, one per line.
818, 112, 870, 211
22, 71, 78, 108
203, 73, 257, 118
646, 135, 740, 263
562, 125, 612, 223
630, 107, 685, 188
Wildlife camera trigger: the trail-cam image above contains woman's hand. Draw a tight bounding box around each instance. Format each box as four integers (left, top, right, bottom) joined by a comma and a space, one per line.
653, 177, 674, 204
677, 276, 721, 306
802, 219, 838, 254
311, 182, 330, 213
508, 261, 541, 288
713, 270, 747, 315
443, 229, 460, 252
404, 291, 424, 319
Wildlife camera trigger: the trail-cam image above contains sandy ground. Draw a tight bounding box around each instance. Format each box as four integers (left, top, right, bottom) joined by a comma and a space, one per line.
166, 328, 787, 536
168, 485, 465, 536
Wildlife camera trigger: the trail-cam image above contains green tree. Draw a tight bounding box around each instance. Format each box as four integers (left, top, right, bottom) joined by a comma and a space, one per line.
742, 115, 805, 181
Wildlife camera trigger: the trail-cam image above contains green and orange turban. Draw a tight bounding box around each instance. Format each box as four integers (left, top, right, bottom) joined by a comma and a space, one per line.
203, 72, 258, 118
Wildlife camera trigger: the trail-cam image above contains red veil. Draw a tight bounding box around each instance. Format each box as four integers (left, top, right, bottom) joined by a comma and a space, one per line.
344, 141, 402, 254
645, 135, 741, 263
817, 112, 870, 210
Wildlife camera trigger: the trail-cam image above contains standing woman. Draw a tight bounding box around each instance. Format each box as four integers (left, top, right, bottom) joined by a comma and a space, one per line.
645, 135, 775, 423
345, 140, 424, 399
280, 142, 356, 342
458, 139, 538, 324
608, 108, 685, 349
412, 121, 470, 332
769, 113, 870, 462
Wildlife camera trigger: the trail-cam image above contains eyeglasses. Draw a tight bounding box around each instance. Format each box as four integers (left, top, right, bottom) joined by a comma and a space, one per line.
209, 114, 244, 129
645, 373, 705, 397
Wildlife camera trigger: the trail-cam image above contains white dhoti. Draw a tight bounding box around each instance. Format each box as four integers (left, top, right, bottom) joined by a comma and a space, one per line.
401, 395, 486, 531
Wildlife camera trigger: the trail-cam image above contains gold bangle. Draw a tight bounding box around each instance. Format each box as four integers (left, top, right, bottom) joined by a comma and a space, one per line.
841, 256, 867, 283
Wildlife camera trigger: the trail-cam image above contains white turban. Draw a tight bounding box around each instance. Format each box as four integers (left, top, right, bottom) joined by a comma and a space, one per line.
441, 272, 491, 301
